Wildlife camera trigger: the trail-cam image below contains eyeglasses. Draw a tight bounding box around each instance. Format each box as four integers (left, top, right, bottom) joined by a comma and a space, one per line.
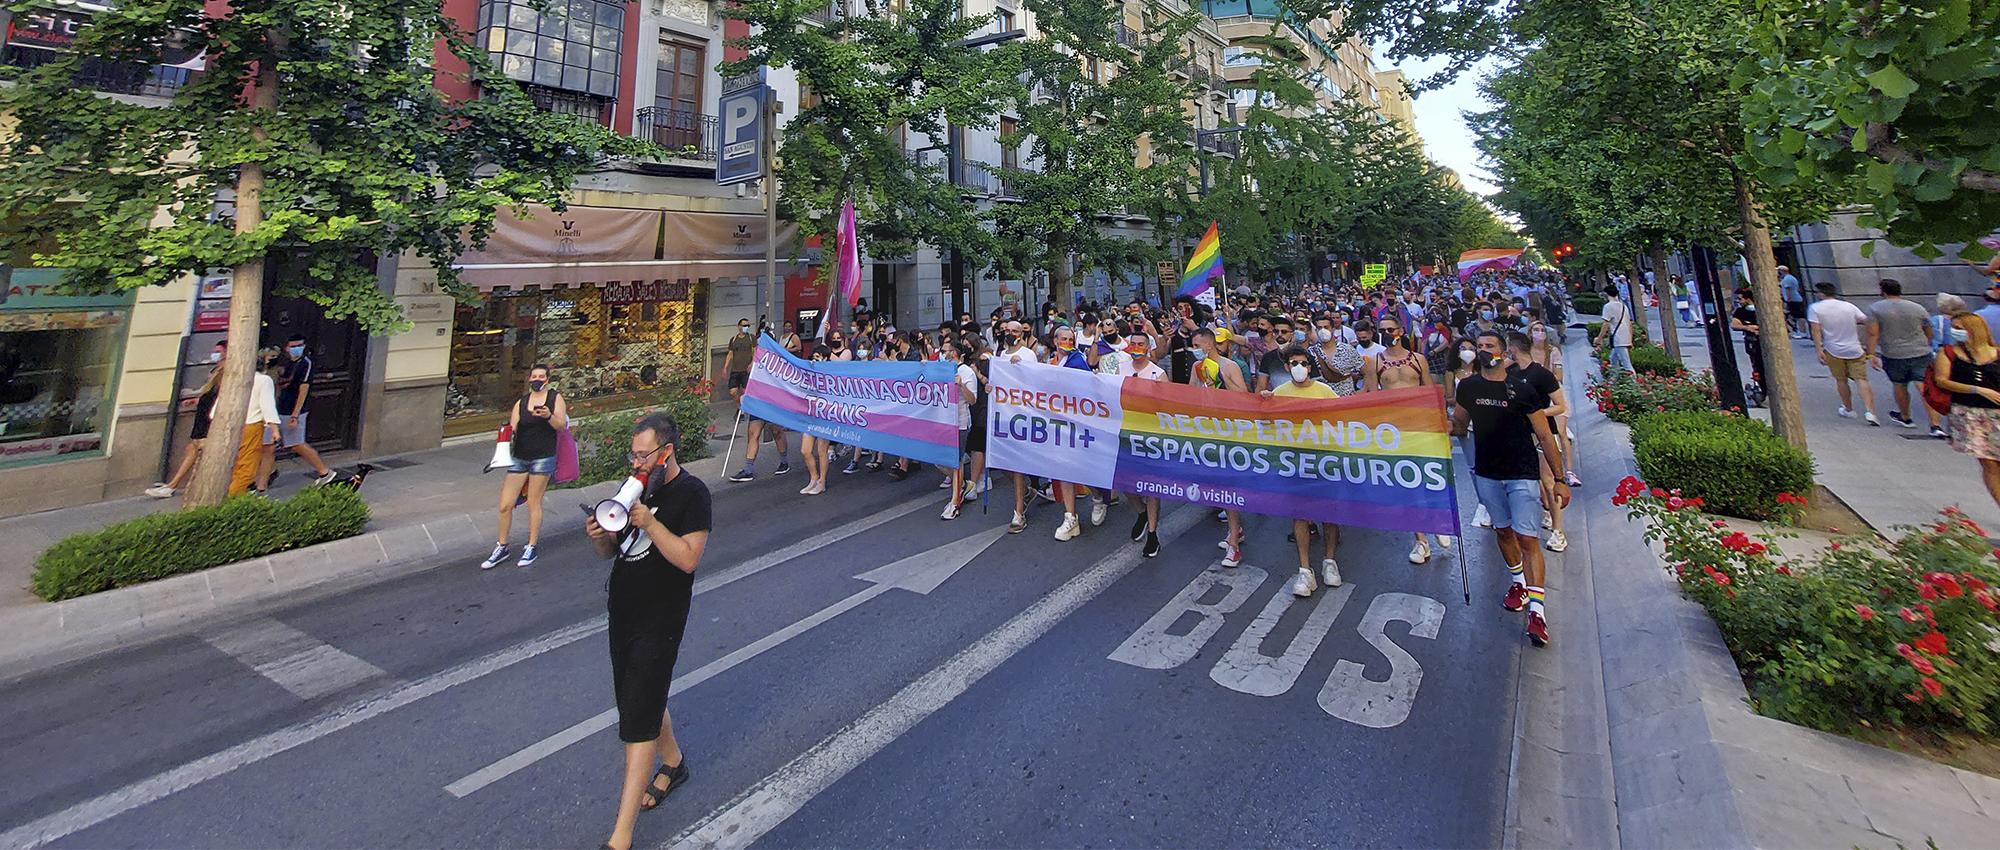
626, 445, 668, 463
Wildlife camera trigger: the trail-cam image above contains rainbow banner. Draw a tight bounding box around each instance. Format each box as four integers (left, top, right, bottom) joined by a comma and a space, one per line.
1456, 248, 1524, 281
1178, 221, 1224, 306
742, 335, 962, 466
985, 358, 1460, 535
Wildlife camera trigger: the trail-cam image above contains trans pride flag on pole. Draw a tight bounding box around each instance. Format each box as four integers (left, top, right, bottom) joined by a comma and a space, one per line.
1178, 221, 1223, 307
836, 200, 862, 309
1456, 247, 1525, 281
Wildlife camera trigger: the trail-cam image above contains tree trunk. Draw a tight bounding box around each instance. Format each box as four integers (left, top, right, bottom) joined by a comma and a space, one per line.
1048, 233, 1073, 315
183, 38, 280, 508
1648, 243, 1681, 364
1733, 169, 1808, 452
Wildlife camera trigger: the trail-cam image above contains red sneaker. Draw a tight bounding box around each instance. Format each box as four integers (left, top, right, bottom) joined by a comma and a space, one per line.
1526, 611, 1550, 647
1502, 583, 1528, 612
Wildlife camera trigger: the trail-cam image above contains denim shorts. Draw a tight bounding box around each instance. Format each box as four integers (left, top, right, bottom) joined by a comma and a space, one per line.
279, 411, 309, 447
1472, 475, 1543, 538
509, 454, 557, 475
1882, 354, 1931, 385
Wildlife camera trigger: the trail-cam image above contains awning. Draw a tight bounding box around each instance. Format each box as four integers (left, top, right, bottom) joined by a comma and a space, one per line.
454, 205, 812, 291
454, 259, 789, 291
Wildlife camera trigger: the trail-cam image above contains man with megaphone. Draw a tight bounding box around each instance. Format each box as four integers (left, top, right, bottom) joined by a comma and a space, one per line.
585, 412, 711, 850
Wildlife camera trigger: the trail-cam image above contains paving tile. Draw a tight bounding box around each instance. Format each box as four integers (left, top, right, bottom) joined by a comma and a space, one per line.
374, 522, 438, 564
1605, 669, 1701, 723
1611, 702, 1718, 763
322, 534, 388, 571
1618, 789, 1751, 850
57, 586, 141, 633
1848, 779, 2000, 848
1614, 744, 1732, 813
266, 545, 330, 586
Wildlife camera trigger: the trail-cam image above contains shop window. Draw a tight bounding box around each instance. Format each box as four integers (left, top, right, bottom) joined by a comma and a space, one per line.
479, 0, 624, 102
0, 303, 126, 467
445, 281, 708, 436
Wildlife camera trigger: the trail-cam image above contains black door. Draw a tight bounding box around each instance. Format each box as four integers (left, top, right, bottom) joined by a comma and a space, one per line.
262, 294, 364, 453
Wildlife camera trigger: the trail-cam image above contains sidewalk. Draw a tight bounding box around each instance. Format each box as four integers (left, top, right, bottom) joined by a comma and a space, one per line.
1642, 311, 2000, 537
0, 399, 740, 670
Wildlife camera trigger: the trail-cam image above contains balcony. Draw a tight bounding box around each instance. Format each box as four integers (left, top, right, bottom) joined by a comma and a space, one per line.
1190, 66, 1212, 88
1, 45, 194, 99
635, 107, 719, 163
1199, 133, 1240, 157
1115, 22, 1140, 50
953, 161, 995, 195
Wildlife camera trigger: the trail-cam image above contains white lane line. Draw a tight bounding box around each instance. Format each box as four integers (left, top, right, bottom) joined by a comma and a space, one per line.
664, 506, 1203, 850
1, 492, 937, 849
445, 525, 1011, 798
206, 617, 392, 701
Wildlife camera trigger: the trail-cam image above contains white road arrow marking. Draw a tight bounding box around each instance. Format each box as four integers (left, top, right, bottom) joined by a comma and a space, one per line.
442, 524, 1009, 798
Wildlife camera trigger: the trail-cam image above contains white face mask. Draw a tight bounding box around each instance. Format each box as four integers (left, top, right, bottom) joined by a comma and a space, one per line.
1315, 328, 1333, 343
1459, 349, 1477, 363
1290, 364, 1310, 383
208, 350, 223, 363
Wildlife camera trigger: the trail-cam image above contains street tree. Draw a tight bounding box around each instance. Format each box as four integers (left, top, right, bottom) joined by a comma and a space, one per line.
0, 0, 646, 507
723, 0, 1018, 319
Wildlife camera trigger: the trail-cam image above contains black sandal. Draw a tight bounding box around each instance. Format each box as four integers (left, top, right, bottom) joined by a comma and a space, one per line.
639, 758, 689, 812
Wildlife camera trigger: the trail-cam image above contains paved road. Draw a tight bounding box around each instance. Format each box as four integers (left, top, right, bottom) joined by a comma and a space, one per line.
0, 461, 1527, 849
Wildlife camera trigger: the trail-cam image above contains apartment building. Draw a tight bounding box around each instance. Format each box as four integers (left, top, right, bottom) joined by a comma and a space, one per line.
1205, 0, 1388, 119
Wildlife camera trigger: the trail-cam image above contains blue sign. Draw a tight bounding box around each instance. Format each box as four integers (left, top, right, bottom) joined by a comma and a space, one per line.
717, 68, 768, 187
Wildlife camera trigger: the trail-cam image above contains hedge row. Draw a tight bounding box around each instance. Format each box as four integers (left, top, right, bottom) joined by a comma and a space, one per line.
33, 486, 370, 602
559, 390, 714, 490
1631, 410, 1815, 521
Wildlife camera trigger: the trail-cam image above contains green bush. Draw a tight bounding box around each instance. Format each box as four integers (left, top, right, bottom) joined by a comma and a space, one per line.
1631, 410, 1814, 520
32, 486, 370, 602
1571, 290, 1606, 315
1586, 369, 1720, 425
561, 391, 714, 490
1622, 482, 2000, 736
1629, 344, 1687, 378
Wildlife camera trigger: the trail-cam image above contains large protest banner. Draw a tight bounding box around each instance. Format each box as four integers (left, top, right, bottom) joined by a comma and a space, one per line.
741, 335, 962, 467
986, 359, 1459, 535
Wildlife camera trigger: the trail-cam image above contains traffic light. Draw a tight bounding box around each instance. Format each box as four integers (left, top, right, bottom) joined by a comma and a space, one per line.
1551, 243, 1575, 263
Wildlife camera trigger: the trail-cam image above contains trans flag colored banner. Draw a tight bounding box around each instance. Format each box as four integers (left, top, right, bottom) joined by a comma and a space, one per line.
986, 359, 1460, 535
741, 335, 961, 467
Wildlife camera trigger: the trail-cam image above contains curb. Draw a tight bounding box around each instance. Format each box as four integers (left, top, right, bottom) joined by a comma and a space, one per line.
0, 455, 728, 677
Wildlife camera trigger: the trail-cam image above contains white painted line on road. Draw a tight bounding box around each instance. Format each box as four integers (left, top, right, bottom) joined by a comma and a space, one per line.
206, 617, 393, 701
445, 525, 1010, 798
663, 506, 1204, 850
0, 492, 936, 849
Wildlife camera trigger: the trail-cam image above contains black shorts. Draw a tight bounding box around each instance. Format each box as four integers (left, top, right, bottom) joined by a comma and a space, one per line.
1786, 301, 1806, 321
965, 422, 988, 454
189, 416, 212, 441
728, 371, 750, 391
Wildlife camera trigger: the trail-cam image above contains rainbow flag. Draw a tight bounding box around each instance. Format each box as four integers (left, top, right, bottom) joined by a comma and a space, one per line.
1456, 248, 1524, 281
1178, 221, 1224, 300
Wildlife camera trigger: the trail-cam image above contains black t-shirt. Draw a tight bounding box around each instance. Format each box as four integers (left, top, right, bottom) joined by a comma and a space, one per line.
1732, 304, 1759, 342
1507, 362, 1559, 411
1169, 325, 1197, 384
278, 354, 313, 413
610, 467, 713, 620
1456, 372, 1546, 481
1258, 348, 1289, 386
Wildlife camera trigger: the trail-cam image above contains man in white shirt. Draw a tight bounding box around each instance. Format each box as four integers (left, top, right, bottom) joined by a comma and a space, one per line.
1595, 285, 1634, 373
1806, 282, 1880, 425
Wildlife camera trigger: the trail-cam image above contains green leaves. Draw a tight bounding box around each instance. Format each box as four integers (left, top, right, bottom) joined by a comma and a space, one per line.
1863, 63, 1920, 99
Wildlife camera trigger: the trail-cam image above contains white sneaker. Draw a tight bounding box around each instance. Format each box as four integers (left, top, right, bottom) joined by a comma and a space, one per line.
1837, 406, 1854, 419
941, 502, 960, 521
1864, 412, 1881, 427
1546, 531, 1570, 552
939, 476, 954, 489
1542, 510, 1553, 530
1291, 568, 1319, 598
800, 482, 817, 495
144, 484, 175, 498
314, 470, 338, 486
1055, 514, 1081, 541
1438, 534, 1454, 549
1089, 501, 1108, 527
1321, 558, 1343, 587
1009, 511, 1028, 534
1473, 504, 1493, 528
1217, 538, 1233, 551
1409, 537, 1432, 564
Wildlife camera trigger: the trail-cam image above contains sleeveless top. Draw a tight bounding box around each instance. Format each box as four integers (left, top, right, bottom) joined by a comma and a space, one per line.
513, 390, 561, 460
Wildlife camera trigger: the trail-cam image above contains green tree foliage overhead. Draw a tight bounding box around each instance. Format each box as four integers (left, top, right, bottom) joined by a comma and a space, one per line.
722, 0, 1017, 270
992, 0, 1197, 308
0, 0, 648, 333
1738, 0, 2000, 261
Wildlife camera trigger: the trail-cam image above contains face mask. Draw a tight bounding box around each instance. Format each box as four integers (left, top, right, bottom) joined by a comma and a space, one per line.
1952, 327, 1971, 344
1291, 330, 1307, 343
1315, 328, 1333, 343
1290, 364, 1310, 383
1479, 310, 1496, 321
1244, 331, 1262, 342
1477, 351, 1501, 369
738, 324, 750, 334
287, 345, 305, 357
529, 379, 547, 392
208, 350, 223, 363
1530, 330, 1547, 344
1459, 349, 1477, 364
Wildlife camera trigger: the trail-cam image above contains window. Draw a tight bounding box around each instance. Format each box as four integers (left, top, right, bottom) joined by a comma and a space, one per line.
995, 5, 1016, 32
479, 0, 623, 101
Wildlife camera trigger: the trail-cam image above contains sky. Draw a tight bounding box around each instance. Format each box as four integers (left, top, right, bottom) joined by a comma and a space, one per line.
1380, 51, 1502, 198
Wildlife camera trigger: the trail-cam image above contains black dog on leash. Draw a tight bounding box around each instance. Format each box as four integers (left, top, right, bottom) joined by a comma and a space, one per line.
322, 463, 376, 492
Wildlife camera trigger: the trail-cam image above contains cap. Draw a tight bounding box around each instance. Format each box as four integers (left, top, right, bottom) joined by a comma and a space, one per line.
1213, 327, 1234, 344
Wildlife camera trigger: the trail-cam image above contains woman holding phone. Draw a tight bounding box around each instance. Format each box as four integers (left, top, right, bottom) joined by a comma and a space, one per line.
481, 365, 569, 570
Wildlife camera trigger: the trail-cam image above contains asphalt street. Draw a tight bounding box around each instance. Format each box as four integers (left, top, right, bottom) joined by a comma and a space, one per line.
0, 458, 1527, 849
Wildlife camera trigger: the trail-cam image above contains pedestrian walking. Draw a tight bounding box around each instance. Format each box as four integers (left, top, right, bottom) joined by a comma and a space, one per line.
1507, 332, 1571, 554
481, 365, 568, 569
1866, 278, 1945, 435
1807, 282, 1881, 425
939, 337, 982, 521
1361, 315, 1438, 564
148, 340, 228, 498
1779, 266, 1808, 338
1262, 345, 1343, 597
587, 412, 709, 850
226, 348, 283, 496
1934, 312, 2000, 511
275, 334, 337, 484
1594, 285, 1633, 373
797, 346, 834, 496
1453, 330, 1569, 647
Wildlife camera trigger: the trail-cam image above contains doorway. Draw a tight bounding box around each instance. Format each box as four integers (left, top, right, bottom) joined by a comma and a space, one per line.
262, 294, 364, 453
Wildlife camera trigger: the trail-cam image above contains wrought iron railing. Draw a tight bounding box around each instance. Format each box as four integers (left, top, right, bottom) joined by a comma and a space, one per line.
635, 107, 719, 162
1, 46, 193, 98
1115, 22, 1140, 49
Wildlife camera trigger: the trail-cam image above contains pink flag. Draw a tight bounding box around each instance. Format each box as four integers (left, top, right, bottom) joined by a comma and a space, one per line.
837, 200, 862, 309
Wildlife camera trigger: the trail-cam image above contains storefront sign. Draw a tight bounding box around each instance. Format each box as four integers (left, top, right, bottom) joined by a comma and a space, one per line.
193, 299, 231, 331
403, 296, 450, 322
6, 10, 86, 51
0, 433, 103, 464
741, 335, 961, 467
985, 359, 1460, 536
716, 68, 768, 187
600, 279, 691, 305
1, 270, 136, 311
198, 271, 233, 299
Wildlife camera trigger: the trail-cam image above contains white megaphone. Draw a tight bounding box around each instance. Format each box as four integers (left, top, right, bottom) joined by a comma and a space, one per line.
593, 475, 647, 532
483, 424, 514, 473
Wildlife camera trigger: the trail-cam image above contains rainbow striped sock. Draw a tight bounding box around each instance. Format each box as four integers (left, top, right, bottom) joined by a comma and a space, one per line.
1527, 586, 1546, 615
1508, 562, 1525, 585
